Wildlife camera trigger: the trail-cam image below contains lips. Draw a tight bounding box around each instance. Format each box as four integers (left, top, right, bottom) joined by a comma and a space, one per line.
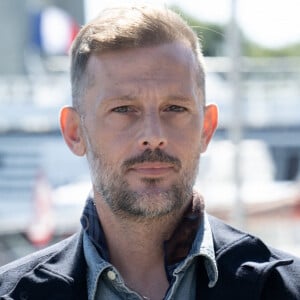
129, 162, 176, 177
122, 149, 182, 175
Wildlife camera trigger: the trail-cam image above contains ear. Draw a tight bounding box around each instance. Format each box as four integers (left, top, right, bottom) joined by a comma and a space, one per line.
59, 106, 86, 156
200, 104, 218, 153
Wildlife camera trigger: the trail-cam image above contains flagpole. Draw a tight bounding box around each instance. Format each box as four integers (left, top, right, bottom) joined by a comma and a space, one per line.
228, 0, 245, 229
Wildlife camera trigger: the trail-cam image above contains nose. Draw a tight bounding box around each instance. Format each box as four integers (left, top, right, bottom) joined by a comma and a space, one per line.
138, 111, 167, 149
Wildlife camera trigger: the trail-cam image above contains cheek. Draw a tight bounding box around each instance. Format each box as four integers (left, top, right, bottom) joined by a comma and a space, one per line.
82, 114, 135, 167
168, 130, 202, 169
93, 128, 132, 165
170, 116, 202, 144
178, 123, 203, 159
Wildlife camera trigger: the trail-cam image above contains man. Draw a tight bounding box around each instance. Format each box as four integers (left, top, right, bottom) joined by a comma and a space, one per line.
0, 4, 299, 300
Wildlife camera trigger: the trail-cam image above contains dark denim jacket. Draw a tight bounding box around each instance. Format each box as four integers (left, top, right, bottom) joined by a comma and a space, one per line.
1, 215, 299, 300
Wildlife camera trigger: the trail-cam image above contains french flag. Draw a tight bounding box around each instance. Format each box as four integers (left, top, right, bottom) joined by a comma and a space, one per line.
31, 6, 79, 55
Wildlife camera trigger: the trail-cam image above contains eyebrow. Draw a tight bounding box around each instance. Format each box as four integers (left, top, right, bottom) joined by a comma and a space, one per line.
101, 94, 193, 104
103, 95, 136, 102
166, 95, 192, 102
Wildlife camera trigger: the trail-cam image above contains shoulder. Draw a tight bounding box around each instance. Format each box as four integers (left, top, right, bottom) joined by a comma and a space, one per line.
0, 234, 77, 275
208, 214, 272, 257
208, 214, 300, 262
207, 214, 300, 298
0, 232, 81, 295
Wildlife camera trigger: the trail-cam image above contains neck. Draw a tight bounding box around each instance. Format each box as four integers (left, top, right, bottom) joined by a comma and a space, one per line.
93, 191, 191, 300
94, 192, 188, 261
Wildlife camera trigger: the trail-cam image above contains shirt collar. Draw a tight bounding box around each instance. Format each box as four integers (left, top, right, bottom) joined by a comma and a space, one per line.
190, 211, 218, 287
80, 194, 110, 261
164, 192, 218, 287
81, 191, 218, 287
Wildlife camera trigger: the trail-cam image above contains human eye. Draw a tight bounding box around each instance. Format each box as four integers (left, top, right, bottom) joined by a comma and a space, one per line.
112, 106, 135, 113
165, 105, 187, 112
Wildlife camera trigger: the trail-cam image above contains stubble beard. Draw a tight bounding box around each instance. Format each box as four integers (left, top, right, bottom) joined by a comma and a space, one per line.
87, 146, 200, 221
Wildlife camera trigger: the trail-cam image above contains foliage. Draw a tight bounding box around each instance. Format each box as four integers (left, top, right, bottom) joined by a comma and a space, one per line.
242, 39, 300, 57
171, 5, 300, 57
170, 5, 226, 56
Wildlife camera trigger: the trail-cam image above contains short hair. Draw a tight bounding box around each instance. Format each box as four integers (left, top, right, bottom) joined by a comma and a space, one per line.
70, 4, 206, 109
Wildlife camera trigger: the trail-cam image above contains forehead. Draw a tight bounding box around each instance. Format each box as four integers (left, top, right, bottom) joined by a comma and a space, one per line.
83, 42, 204, 104
88, 43, 196, 80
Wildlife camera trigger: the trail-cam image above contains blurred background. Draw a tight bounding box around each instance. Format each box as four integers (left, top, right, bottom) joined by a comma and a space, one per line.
0, 0, 299, 266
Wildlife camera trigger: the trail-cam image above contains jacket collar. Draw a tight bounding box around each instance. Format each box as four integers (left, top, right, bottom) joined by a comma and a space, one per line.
203, 215, 294, 299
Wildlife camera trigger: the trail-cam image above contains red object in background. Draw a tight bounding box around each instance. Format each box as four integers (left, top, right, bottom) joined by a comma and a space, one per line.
68, 19, 80, 52
26, 171, 54, 247
292, 195, 300, 218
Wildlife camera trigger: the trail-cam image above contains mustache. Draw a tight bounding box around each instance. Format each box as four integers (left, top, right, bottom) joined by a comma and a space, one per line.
122, 149, 182, 171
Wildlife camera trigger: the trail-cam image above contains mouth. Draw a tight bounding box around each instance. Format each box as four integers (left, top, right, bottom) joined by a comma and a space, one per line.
122, 149, 182, 178
128, 162, 176, 177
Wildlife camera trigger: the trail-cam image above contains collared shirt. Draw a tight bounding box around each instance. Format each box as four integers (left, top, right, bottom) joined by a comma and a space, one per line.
81, 192, 218, 300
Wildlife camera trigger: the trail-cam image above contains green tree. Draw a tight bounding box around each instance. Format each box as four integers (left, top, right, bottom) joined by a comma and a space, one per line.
171, 5, 225, 56
171, 5, 300, 57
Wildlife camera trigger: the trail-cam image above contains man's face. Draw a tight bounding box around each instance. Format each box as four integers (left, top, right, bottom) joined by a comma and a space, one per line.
78, 42, 216, 219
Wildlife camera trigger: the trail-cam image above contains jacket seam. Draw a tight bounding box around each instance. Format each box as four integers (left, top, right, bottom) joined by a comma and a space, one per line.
39, 265, 74, 284
215, 234, 253, 259
0, 250, 59, 277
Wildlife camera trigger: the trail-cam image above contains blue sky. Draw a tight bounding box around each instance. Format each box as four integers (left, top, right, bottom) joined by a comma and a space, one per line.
85, 0, 300, 49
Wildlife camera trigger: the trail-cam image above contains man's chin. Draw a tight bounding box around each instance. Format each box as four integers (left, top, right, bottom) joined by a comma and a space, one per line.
130, 178, 176, 195
133, 187, 170, 197
96, 176, 192, 219
118, 189, 184, 219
